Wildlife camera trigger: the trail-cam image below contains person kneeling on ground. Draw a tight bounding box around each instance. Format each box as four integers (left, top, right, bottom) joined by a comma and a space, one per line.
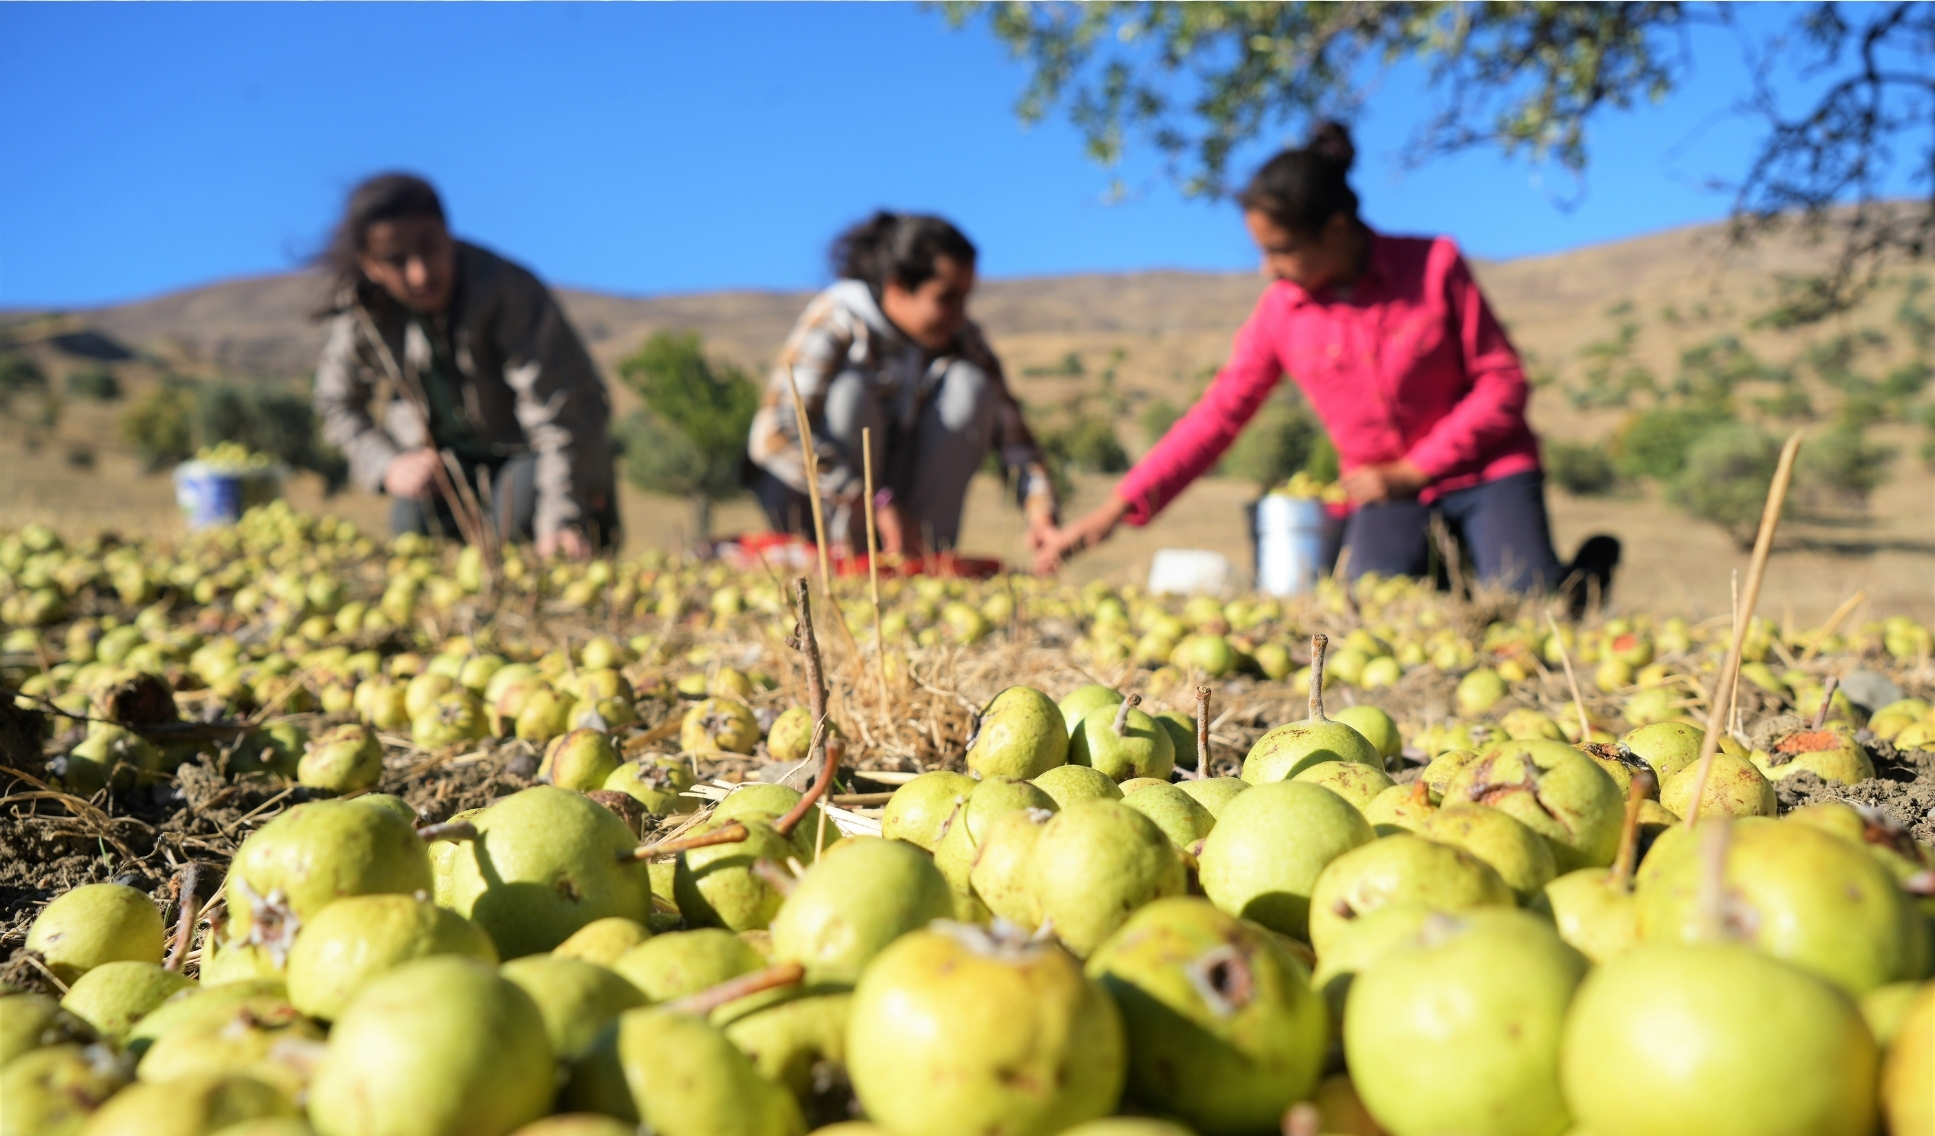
1039, 123, 1618, 612
747, 211, 1058, 557
314, 172, 618, 558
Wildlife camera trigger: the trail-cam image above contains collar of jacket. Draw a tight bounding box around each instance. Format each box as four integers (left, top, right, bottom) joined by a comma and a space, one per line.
1273, 226, 1393, 309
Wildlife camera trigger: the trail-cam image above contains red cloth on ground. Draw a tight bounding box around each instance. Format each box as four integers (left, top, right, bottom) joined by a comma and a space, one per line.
1114, 230, 1542, 524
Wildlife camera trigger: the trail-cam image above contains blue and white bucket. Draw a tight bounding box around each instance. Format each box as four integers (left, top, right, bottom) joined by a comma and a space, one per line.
1251, 495, 1338, 596
173, 461, 282, 530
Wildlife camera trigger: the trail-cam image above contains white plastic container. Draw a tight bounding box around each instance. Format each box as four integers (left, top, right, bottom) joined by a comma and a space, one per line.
1253, 495, 1334, 596
1147, 549, 1235, 597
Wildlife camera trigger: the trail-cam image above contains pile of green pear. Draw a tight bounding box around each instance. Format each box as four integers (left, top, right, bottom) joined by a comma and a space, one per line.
4, 506, 1934, 1136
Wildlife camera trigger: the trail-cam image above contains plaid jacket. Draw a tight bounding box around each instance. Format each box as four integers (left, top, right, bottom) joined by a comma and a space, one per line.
747, 280, 1057, 523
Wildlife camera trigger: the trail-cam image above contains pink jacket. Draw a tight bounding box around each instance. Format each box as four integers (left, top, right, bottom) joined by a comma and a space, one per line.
1115, 231, 1541, 524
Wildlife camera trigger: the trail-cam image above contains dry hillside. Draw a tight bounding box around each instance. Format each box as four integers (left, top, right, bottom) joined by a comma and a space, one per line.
3, 217, 1931, 624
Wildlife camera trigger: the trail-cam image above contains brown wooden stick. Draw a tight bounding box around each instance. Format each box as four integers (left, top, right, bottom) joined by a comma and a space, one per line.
1194, 685, 1212, 779
1801, 590, 1868, 661
1811, 674, 1839, 730
1694, 818, 1733, 942
776, 579, 837, 839
418, 820, 479, 843
1681, 432, 1803, 832
665, 961, 806, 1018
162, 862, 200, 972
1546, 612, 1592, 742
620, 822, 749, 863
1307, 634, 1330, 721
862, 426, 887, 700
1611, 770, 1656, 890
779, 368, 834, 598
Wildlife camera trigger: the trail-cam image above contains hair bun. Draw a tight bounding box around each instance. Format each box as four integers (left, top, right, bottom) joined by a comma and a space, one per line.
1308, 121, 1356, 171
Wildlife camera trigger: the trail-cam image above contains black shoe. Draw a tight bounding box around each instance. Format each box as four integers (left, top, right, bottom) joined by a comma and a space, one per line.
1562, 534, 1621, 618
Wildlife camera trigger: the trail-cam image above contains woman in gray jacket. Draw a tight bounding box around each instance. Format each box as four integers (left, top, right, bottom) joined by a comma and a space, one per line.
748, 212, 1057, 557
313, 174, 617, 557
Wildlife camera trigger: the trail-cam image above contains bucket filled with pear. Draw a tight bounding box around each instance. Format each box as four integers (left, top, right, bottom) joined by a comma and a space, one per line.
2, 506, 1933, 1136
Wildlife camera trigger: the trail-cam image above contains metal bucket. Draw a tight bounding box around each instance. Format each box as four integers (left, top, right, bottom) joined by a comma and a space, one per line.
173, 461, 282, 530
1250, 495, 1337, 596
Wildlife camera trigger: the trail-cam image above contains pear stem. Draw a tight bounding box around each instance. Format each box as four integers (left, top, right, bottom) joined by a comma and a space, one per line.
666, 961, 806, 1018
1611, 769, 1656, 890
1681, 432, 1802, 833
1194, 686, 1212, 779
1307, 634, 1329, 721
417, 821, 479, 843
163, 861, 199, 972
1409, 777, 1431, 807
776, 578, 837, 840
1111, 694, 1140, 738
1811, 674, 1838, 730
1545, 612, 1592, 741
751, 858, 801, 897
620, 822, 750, 863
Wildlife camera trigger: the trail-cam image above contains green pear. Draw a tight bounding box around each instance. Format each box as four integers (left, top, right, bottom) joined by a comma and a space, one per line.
500, 954, 645, 1061
1032, 764, 1124, 808
1659, 753, 1776, 819
847, 922, 1124, 1136
1330, 705, 1401, 762
285, 893, 498, 1020
1087, 897, 1327, 1135
296, 723, 383, 794
764, 706, 816, 764
679, 698, 760, 754
710, 984, 852, 1116
1058, 683, 1124, 734
0, 991, 94, 1066
1859, 980, 1923, 1047
444, 785, 654, 958
134, 996, 322, 1099
230, 723, 307, 779
1880, 980, 1933, 1136
0, 1043, 127, 1136
309, 957, 555, 1136
611, 928, 764, 1001
1070, 695, 1175, 782
512, 687, 571, 745
123, 981, 288, 1060
967, 686, 1069, 779
428, 806, 485, 909
412, 689, 487, 749
504, 1118, 636, 1136
1417, 748, 1481, 796
1122, 782, 1215, 849
1346, 909, 1587, 1136
615, 1005, 806, 1136
1500, 707, 1566, 742
932, 776, 1059, 892
879, 770, 977, 851
675, 814, 807, 932
552, 916, 652, 966
1307, 834, 1514, 955
353, 793, 419, 828
72, 1071, 294, 1136
770, 837, 954, 983
602, 756, 698, 816
1454, 667, 1509, 716
1198, 781, 1372, 939
1635, 819, 1919, 994
1175, 776, 1251, 818
25, 882, 165, 984
1028, 799, 1186, 957
1532, 770, 1655, 964
1309, 902, 1434, 1035
1243, 637, 1382, 782
1442, 739, 1623, 872
539, 728, 620, 792
59, 961, 194, 1044
63, 722, 164, 794
482, 662, 540, 707
1751, 723, 1875, 785
1362, 780, 1436, 835
967, 807, 1054, 929
1291, 760, 1394, 812
405, 671, 457, 719
1418, 805, 1557, 902
1151, 711, 1198, 771
715, 783, 834, 862
1561, 943, 1878, 1136
1618, 721, 1704, 781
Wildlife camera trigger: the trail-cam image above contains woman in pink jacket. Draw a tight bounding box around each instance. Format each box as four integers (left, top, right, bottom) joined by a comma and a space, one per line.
1042, 124, 1617, 608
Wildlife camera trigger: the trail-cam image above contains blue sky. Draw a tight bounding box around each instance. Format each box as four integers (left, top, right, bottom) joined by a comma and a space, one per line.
0, 2, 1854, 308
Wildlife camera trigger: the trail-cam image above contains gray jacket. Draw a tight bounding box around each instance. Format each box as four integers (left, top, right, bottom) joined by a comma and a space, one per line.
314, 241, 614, 538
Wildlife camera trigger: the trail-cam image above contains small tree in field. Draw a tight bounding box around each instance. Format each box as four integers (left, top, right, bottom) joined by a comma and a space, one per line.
616, 331, 759, 540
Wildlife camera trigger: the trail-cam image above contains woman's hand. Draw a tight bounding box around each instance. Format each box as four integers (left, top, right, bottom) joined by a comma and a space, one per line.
1034, 496, 1132, 575
538, 527, 590, 561
383, 448, 443, 500
873, 500, 919, 557
1340, 459, 1428, 505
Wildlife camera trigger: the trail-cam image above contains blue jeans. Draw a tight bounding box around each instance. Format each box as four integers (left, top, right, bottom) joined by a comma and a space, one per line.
1342, 471, 1563, 593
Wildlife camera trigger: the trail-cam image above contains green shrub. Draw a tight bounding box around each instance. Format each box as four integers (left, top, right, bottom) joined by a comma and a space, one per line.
120, 383, 196, 470
117, 378, 347, 487
1042, 414, 1129, 475
615, 331, 759, 539
1139, 398, 1182, 445
1612, 406, 1730, 482
1798, 423, 1895, 506
1546, 441, 1618, 496
65, 369, 122, 401
1220, 401, 1322, 487
1670, 424, 1785, 547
